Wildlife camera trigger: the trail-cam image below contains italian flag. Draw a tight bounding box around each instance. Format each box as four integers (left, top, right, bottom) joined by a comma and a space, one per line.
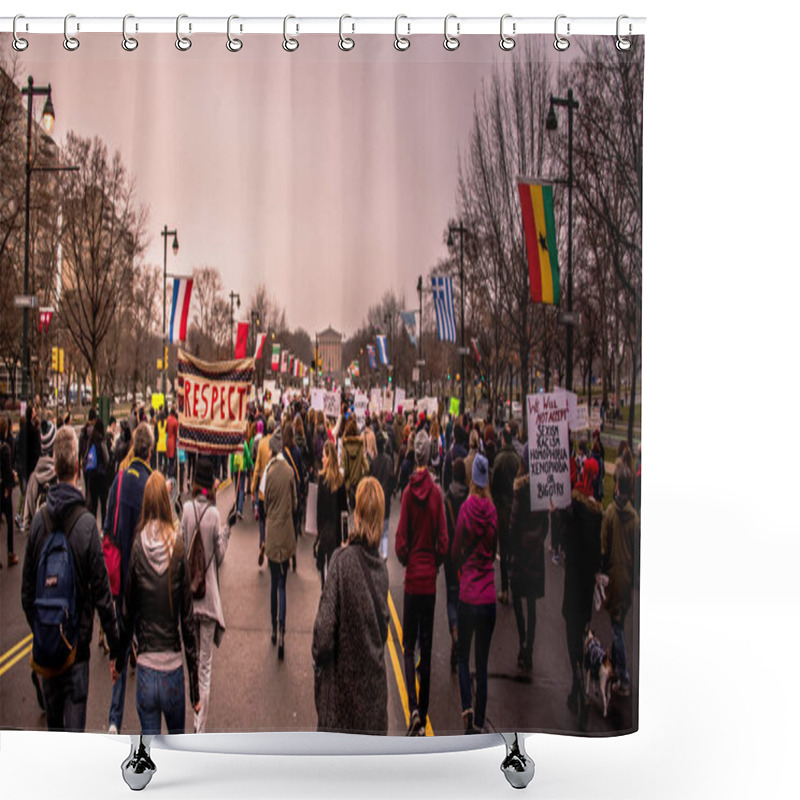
518, 180, 560, 305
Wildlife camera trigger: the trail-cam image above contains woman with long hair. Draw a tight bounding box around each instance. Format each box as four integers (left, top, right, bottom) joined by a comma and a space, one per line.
113, 471, 199, 734
315, 439, 347, 588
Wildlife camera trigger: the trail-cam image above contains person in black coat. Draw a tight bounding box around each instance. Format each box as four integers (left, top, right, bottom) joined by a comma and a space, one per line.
369, 432, 394, 560
85, 418, 109, 523
315, 440, 347, 589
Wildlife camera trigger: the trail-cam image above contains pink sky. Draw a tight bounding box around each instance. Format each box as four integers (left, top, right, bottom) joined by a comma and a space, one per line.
12, 33, 572, 336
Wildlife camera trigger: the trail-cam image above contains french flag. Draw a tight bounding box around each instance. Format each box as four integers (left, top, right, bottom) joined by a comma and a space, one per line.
169, 277, 193, 343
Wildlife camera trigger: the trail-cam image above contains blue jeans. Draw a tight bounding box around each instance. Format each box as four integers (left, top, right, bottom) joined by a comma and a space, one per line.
611, 609, 630, 685
269, 559, 289, 632
109, 598, 129, 730
41, 659, 90, 731
380, 517, 389, 560
235, 471, 246, 514
457, 602, 496, 729
136, 665, 186, 735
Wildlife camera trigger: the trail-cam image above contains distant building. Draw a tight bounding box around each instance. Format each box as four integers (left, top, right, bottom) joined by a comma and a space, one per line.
317, 326, 342, 377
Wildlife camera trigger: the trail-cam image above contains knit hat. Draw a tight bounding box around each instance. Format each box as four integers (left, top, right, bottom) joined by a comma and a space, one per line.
472, 453, 489, 489
257, 419, 264, 434
414, 430, 431, 466
193, 457, 214, 491
40, 419, 56, 454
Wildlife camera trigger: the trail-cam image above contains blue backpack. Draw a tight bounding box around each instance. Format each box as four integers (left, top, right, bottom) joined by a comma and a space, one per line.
31, 507, 85, 677
84, 443, 98, 472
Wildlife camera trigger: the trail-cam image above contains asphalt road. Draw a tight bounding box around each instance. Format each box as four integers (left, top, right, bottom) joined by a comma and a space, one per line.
0, 478, 637, 738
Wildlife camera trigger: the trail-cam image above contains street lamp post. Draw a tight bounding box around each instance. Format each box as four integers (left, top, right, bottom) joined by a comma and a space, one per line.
160, 226, 179, 398
228, 291, 241, 358
448, 223, 468, 414
546, 88, 579, 392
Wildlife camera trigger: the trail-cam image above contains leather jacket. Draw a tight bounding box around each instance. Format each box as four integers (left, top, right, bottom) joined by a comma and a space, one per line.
117, 533, 199, 705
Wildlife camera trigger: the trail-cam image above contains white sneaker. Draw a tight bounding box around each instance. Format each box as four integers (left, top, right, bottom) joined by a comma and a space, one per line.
108, 724, 118, 734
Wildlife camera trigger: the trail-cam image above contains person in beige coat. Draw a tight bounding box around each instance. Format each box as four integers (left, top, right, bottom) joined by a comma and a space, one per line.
259, 430, 297, 660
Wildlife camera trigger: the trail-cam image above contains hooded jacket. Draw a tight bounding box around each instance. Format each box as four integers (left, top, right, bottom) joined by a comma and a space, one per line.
22, 482, 120, 664
452, 494, 498, 605
22, 454, 56, 532
601, 496, 640, 619
342, 435, 368, 494
491, 443, 521, 529
262, 455, 297, 563
561, 488, 603, 626
395, 469, 448, 595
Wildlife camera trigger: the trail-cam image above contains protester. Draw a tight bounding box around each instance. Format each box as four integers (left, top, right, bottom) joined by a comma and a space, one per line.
229, 437, 251, 520
21, 419, 57, 535
394, 430, 448, 736
155, 409, 168, 473
443, 457, 469, 673
113, 471, 200, 735
77, 408, 95, 478
341, 417, 368, 511
0, 416, 17, 567
491, 427, 521, 605
368, 432, 394, 560
112, 419, 132, 475
315, 440, 347, 588
21, 425, 120, 731
85, 417, 109, 523
443, 423, 468, 493
591, 429, 606, 501
165, 408, 179, 479
508, 447, 547, 673
259, 428, 297, 660
312, 477, 389, 734
15, 405, 41, 524
601, 463, 639, 698
180, 457, 234, 733
103, 423, 153, 734
282, 423, 305, 572
452, 454, 497, 734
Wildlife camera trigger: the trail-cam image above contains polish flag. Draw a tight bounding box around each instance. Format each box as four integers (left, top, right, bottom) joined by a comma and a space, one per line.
169, 277, 193, 343
235, 321, 249, 359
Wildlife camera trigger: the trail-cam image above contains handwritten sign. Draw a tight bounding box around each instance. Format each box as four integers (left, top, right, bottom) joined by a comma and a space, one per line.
353, 391, 369, 429
369, 388, 382, 415
526, 392, 572, 511
574, 404, 589, 431
383, 390, 394, 414
311, 388, 325, 412
323, 391, 340, 419
393, 388, 406, 414
418, 397, 439, 418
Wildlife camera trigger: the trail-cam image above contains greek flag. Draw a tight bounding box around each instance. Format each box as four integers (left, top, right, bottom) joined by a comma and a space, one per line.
376, 335, 389, 365
432, 275, 457, 343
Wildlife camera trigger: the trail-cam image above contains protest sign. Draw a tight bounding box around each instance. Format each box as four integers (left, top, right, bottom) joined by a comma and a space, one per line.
353, 391, 369, 429
554, 387, 579, 429
311, 388, 325, 412
369, 388, 382, 415
418, 397, 439, 418
393, 388, 406, 414
449, 397, 460, 417
382, 390, 394, 414
151, 393, 165, 412
323, 390, 340, 419
526, 392, 572, 511
574, 404, 589, 431
177, 350, 254, 455
589, 408, 602, 430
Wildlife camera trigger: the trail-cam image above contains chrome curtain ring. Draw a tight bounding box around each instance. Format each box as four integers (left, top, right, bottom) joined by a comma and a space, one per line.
176, 14, 192, 51
339, 14, 355, 51
554, 14, 570, 51
283, 15, 299, 52
616, 15, 632, 51
443, 14, 460, 51
12, 15, 29, 51
394, 14, 410, 51
227, 15, 243, 52
122, 14, 139, 51
63, 14, 80, 51
499, 14, 516, 51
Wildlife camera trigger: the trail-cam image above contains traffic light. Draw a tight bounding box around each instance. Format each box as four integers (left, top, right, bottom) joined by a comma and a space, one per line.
58, 348, 64, 374
51, 347, 58, 372
164, 346, 169, 371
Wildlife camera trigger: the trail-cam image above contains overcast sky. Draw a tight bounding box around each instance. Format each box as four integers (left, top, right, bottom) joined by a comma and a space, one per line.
13, 33, 573, 337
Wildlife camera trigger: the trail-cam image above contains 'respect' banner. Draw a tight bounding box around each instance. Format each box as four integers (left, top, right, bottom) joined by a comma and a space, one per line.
177, 349, 254, 455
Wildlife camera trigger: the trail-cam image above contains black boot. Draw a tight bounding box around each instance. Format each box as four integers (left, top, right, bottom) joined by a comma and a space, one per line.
278, 629, 285, 661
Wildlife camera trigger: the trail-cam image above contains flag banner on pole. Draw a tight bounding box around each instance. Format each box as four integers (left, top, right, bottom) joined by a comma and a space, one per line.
38, 307, 54, 334
169, 276, 194, 343
254, 333, 267, 360
350, 360, 360, 378
271, 343, 280, 371
376, 335, 389, 365
401, 310, 418, 347
177, 349, 254, 455
235, 321, 249, 359
471, 337, 481, 363
517, 180, 561, 305
288, 356, 294, 376
280, 349, 288, 373
366, 344, 377, 370
432, 275, 457, 343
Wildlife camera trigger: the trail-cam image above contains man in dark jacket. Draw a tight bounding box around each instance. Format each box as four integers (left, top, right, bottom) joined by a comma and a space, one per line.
491, 427, 521, 604
394, 430, 448, 736
103, 422, 153, 734
369, 432, 394, 560
78, 408, 96, 476
442, 424, 468, 494
21, 425, 120, 731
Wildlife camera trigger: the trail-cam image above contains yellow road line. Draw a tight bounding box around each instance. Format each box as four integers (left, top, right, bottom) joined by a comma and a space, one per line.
386, 626, 410, 726
386, 590, 435, 737
0, 644, 32, 678
0, 634, 33, 666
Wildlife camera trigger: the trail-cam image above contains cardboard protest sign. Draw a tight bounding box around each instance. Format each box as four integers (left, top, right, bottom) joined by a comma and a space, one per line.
554, 387, 579, 429
526, 392, 572, 511
323, 390, 340, 419
311, 388, 325, 412
177, 350, 255, 455
369, 388, 382, 415
353, 391, 369, 429
393, 388, 406, 414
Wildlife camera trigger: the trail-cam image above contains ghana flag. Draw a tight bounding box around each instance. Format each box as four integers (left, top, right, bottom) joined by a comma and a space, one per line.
518, 181, 560, 305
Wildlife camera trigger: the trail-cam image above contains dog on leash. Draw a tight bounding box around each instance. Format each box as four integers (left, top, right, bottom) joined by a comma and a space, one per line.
583, 630, 614, 718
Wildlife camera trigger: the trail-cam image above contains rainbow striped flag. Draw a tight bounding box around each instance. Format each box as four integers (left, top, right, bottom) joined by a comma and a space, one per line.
518, 181, 560, 305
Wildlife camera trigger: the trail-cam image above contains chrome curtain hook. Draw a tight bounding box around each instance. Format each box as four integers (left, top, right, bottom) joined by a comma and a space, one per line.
394, 14, 410, 51
499, 14, 516, 51
63, 13, 80, 51
443, 14, 460, 51
616, 15, 632, 51
12, 15, 29, 51
176, 14, 192, 51
227, 15, 243, 52
283, 15, 299, 52
122, 14, 139, 51
339, 14, 355, 51
554, 14, 570, 51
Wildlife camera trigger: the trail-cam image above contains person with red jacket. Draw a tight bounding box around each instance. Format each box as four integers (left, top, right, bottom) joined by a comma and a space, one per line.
394, 430, 448, 736
165, 409, 179, 480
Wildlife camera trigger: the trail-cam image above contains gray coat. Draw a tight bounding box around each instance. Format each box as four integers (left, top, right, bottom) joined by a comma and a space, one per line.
180, 497, 231, 645
312, 542, 389, 734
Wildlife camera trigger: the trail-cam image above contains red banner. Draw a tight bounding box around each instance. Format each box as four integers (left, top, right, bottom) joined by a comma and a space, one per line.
235, 321, 249, 359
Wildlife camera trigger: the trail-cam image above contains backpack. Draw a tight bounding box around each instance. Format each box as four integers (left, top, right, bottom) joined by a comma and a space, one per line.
187, 502, 212, 599
31, 506, 86, 677
84, 443, 98, 472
